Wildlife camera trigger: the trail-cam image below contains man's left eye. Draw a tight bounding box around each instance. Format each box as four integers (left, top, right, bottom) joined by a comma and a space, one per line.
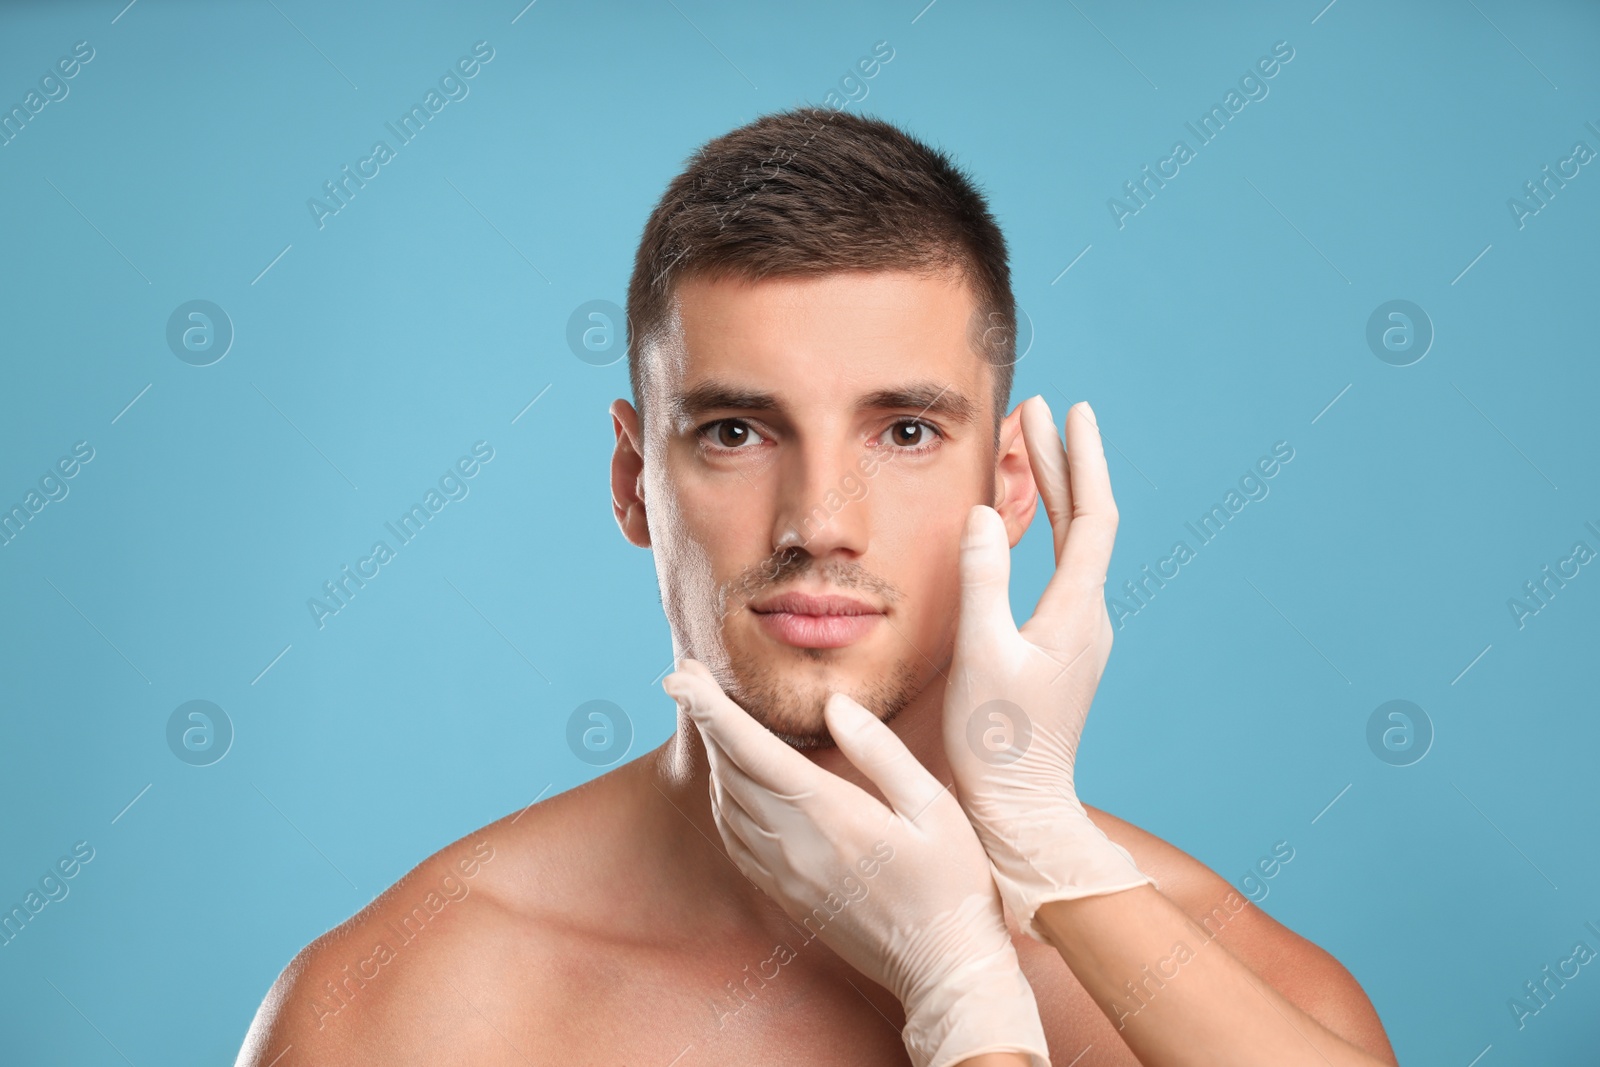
880, 420, 942, 450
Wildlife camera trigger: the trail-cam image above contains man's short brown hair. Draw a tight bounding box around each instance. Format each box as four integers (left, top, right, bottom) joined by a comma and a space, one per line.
625, 107, 1019, 444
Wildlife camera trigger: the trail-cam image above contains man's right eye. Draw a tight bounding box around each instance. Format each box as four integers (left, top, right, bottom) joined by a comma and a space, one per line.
697, 419, 768, 452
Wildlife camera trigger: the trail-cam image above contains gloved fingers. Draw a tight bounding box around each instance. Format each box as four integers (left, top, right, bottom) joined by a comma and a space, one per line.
1035, 399, 1119, 624
711, 772, 778, 854
1018, 394, 1073, 569
705, 716, 905, 891
823, 692, 950, 825
664, 658, 818, 797
703, 730, 786, 838
708, 774, 780, 893
711, 783, 852, 939
955, 506, 1019, 662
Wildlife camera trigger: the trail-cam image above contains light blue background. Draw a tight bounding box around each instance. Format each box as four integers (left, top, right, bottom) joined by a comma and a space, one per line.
1, 0, 1596, 1063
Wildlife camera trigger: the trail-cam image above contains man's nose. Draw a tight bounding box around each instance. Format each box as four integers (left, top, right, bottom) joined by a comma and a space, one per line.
771, 440, 869, 557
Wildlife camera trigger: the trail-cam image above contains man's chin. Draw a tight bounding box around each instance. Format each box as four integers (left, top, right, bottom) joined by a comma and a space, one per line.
728, 694, 841, 751
764, 722, 838, 751
712, 648, 927, 750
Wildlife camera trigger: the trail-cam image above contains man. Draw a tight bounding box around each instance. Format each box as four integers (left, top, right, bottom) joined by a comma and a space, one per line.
236, 107, 1397, 1065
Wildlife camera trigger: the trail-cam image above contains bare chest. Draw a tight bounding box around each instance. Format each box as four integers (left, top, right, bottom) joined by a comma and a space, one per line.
529, 932, 915, 1066
487, 928, 1132, 1067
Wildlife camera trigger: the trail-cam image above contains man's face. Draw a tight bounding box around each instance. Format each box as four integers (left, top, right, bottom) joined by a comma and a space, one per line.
621, 269, 1007, 748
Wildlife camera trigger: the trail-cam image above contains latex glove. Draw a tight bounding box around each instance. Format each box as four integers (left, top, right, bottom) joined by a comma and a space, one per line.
943, 396, 1156, 943
663, 658, 1050, 1067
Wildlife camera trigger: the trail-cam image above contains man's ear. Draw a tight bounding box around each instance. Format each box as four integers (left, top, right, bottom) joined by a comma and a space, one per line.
992, 400, 1039, 549
610, 399, 651, 548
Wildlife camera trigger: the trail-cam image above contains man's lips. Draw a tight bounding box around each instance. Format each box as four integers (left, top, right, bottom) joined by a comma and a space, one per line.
749, 592, 881, 616
749, 592, 884, 649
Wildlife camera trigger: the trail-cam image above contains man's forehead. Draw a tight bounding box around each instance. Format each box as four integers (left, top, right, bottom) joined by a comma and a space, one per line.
647, 269, 993, 420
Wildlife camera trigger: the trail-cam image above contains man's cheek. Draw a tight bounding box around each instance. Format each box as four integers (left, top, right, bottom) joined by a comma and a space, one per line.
903, 563, 964, 658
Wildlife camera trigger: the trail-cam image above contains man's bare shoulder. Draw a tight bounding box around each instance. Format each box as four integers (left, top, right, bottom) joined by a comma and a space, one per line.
1084, 804, 1397, 1064
234, 770, 638, 1067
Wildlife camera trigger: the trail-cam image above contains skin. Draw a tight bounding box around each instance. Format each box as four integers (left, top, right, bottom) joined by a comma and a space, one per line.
234, 269, 1397, 1067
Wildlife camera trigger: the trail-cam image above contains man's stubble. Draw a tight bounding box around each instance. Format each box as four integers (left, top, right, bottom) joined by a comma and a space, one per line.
666, 544, 936, 750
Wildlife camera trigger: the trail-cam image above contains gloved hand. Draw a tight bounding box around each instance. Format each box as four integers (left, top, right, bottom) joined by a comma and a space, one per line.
943, 396, 1156, 943
663, 658, 1050, 1067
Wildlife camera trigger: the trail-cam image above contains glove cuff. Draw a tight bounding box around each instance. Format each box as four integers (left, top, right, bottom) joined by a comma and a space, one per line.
901, 945, 1050, 1067
981, 801, 1157, 942
895, 893, 1051, 1067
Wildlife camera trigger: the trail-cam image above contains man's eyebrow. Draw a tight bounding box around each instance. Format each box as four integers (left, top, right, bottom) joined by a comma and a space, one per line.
668, 383, 781, 422
857, 383, 977, 425
667, 380, 977, 425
